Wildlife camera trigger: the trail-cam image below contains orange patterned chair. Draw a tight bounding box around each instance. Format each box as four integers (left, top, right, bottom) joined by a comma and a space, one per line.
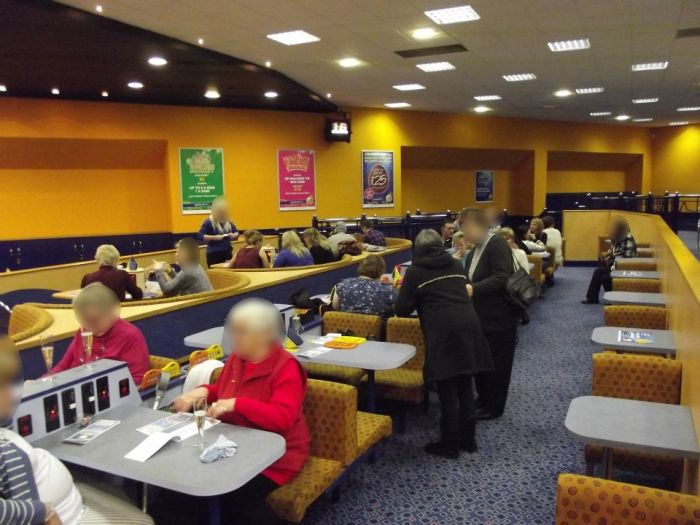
555, 473, 700, 525
8, 304, 53, 343
612, 278, 661, 293
603, 305, 668, 330
303, 312, 382, 385
615, 259, 657, 271
586, 353, 683, 482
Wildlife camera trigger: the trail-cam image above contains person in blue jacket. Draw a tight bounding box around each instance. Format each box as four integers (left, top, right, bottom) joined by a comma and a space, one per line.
198, 196, 240, 267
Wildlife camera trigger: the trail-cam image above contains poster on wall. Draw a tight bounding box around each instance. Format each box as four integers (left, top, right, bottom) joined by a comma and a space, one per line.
362, 150, 395, 208
179, 148, 225, 214
277, 149, 317, 211
475, 170, 494, 203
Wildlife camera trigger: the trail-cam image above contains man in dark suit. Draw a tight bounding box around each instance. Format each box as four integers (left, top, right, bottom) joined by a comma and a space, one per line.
460, 207, 518, 420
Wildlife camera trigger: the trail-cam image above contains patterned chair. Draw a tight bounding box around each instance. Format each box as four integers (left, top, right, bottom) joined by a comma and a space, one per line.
612, 278, 661, 293
527, 254, 545, 285
637, 247, 654, 258
356, 411, 392, 458
603, 305, 668, 330
8, 304, 53, 343
615, 259, 657, 271
555, 473, 700, 525
586, 353, 683, 482
543, 247, 557, 282
303, 312, 382, 385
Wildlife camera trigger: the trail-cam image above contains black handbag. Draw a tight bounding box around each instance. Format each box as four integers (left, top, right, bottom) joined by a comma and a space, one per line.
505, 255, 540, 310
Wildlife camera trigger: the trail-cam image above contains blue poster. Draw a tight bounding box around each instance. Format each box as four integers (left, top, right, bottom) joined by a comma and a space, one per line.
475, 170, 494, 203
362, 150, 394, 208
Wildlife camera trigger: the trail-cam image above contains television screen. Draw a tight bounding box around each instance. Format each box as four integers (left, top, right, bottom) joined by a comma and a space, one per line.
325, 117, 351, 142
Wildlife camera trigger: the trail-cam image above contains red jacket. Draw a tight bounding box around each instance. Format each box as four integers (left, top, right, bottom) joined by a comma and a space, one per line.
202, 345, 309, 485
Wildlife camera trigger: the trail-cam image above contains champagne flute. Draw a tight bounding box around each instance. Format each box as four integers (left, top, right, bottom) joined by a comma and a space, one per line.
193, 397, 208, 450
82, 331, 94, 370
40, 334, 54, 382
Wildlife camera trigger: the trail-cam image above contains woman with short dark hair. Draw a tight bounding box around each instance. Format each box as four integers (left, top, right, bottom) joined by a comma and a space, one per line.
331, 255, 395, 315
150, 237, 213, 296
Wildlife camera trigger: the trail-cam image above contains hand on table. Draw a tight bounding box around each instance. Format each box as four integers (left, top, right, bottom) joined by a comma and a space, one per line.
207, 398, 236, 420
171, 387, 208, 413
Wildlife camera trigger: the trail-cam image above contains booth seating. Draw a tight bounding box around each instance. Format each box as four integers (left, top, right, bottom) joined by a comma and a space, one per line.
585, 352, 683, 484
303, 312, 383, 385
543, 247, 558, 282
603, 305, 668, 330
8, 303, 53, 342
555, 474, 700, 525
139, 355, 181, 390
266, 379, 392, 523
637, 247, 655, 258
527, 254, 545, 286
615, 259, 657, 271
611, 278, 662, 293
222, 254, 354, 272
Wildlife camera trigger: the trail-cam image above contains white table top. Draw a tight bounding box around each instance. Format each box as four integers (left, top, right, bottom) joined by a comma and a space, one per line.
565, 396, 700, 459
591, 326, 676, 354
32, 405, 286, 496
610, 270, 660, 280
617, 257, 658, 265
603, 291, 666, 306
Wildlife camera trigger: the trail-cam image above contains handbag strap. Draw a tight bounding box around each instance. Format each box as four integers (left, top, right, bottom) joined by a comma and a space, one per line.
511, 252, 522, 272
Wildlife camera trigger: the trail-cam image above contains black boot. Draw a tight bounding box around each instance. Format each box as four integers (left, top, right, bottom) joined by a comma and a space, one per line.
424, 441, 459, 459
459, 419, 478, 453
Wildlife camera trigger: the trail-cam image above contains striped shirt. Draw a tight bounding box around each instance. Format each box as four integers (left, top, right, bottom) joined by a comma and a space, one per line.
0, 439, 45, 525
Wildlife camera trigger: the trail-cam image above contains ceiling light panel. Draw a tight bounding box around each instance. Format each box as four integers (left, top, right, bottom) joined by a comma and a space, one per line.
267, 30, 320, 46
554, 89, 573, 97
474, 95, 501, 101
669, 121, 688, 126
385, 102, 411, 108
547, 38, 590, 52
503, 73, 536, 82
473, 105, 491, 113
632, 118, 653, 122
590, 111, 611, 116
338, 57, 363, 68
416, 61, 455, 72
632, 97, 658, 104
631, 61, 668, 71
393, 84, 426, 91
424, 5, 480, 25
677, 107, 700, 112
576, 87, 604, 94
412, 27, 440, 40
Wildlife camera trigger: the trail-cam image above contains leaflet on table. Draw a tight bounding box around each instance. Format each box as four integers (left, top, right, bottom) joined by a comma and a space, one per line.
311, 333, 342, 345
622, 271, 642, 277
137, 413, 193, 436
296, 346, 333, 359
64, 419, 121, 445
617, 330, 654, 344
125, 418, 220, 462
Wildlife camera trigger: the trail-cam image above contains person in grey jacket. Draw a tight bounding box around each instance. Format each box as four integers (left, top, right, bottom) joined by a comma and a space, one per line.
152, 237, 213, 297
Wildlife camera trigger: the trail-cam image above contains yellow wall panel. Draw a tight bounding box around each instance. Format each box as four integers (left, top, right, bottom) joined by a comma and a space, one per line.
547, 170, 626, 193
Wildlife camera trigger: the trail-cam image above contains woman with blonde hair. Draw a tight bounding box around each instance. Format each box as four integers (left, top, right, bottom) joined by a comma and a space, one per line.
81, 244, 143, 302
273, 231, 314, 268
302, 228, 337, 264
228, 230, 270, 269
198, 196, 240, 267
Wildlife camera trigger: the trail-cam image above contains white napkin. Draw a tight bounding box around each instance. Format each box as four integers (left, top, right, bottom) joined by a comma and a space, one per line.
200, 434, 238, 463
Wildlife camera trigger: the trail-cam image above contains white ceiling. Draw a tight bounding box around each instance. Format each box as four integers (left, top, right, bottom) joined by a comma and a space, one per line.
58, 0, 700, 127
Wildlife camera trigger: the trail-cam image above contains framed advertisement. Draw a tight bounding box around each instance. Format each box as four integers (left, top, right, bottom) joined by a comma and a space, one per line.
278, 149, 316, 211
362, 150, 394, 208
179, 148, 225, 214
475, 170, 494, 203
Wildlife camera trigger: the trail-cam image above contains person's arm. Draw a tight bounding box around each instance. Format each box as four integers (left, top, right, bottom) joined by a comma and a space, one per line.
228, 222, 240, 240
121, 330, 150, 385
471, 240, 511, 297
258, 249, 270, 268
171, 386, 211, 412
80, 275, 88, 288
331, 285, 341, 310
124, 273, 143, 300
156, 269, 191, 295
272, 251, 288, 268
49, 333, 79, 375
395, 269, 418, 317
540, 232, 548, 244
0, 497, 48, 525
227, 250, 239, 268
199, 220, 224, 243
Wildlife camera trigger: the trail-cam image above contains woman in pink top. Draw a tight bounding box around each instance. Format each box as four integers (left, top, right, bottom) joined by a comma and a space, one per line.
49, 284, 150, 384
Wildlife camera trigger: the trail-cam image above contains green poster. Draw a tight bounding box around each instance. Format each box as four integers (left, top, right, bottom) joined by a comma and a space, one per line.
179, 148, 225, 214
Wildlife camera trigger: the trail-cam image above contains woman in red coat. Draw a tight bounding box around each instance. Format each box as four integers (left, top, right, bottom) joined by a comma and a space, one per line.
173, 299, 309, 524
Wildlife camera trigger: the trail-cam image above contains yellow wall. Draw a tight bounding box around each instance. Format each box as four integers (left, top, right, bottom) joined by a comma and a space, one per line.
547, 170, 626, 193
0, 97, 655, 240
651, 124, 700, 194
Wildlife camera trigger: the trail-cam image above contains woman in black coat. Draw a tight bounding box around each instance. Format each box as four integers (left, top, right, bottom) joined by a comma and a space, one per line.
396, 229, 493, 459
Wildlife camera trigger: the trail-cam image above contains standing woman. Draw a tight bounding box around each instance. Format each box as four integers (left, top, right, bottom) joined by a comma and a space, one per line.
396, 229, 492, 459
199, 196, 240, 267
460, 207, 517, 420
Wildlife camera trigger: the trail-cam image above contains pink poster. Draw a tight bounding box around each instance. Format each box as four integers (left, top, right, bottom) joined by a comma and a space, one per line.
277, 149, 316, 211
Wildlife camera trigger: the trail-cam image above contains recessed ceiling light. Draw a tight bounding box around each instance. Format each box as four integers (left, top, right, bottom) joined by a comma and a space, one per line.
576, 87, 604, 94
51, 88, 60, 95
95, 4, 103, 13
393, 83, 426, 91
632, 117, 653, 122
264, 61, 272, 68
205, 89, 220, 99
631, 61, 668, 71
632, 97, 658, 104
197, 38, 204, 45
127, 81, 143, 89
473, 105, 491, 113
411, 27, 440, 40
474, 94, 501, 101
337, 57, 363, 68
416, 61, 455, 72
503, 73, 536, 82
554, 89, 573, 97
326, 93, 332, 98
267, 30, 320, 46
385, 102, 412, 108
101, 91, 109, 97
264, 91, 278, 99
614, 115, 631, 121
424, 5, 480, 24
148, 56, 167, 66
0, 85, 6, 92
547, 38, 590, 52
677, 106, 700, 112
590, 111, 612, 116
669, 121, 688, 126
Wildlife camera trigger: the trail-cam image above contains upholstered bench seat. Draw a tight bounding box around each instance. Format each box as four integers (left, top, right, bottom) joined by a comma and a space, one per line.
364, 368, 424, 404
303, 363, 367, 385
356, 411, 392, 458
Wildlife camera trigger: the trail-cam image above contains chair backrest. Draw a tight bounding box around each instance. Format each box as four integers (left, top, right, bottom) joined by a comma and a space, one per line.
304, 379, 357, 465
612, 278, 661, 293
592, 352, 681, 404
322, 311, 382, 339
555, 473, 700, 525
603, 305, 668, 330
615, 259, 657, 271
8, 304, 53, 342
386, 317, 425, 370
205, 269, 248, 290
526, 254, 544, 283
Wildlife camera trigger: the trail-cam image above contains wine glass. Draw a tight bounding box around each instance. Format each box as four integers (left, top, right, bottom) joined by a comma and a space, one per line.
193, 397, 208, 450
82, 331, 95, 370
40, 334, 54, 382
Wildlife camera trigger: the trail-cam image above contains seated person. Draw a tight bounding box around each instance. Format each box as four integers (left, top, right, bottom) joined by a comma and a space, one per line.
273, 231, 314, 268
0, 335, 155, 525
150, 237, 213, 296
498, 227, 530, 271
360, 218, 386, 248
440, 219, 455, 249
331, 255, 395, 315
516, 224, 546, 254
328, 221, 361, 257
81, 244, 143, 302
542, 215, 563, 266
302, 228, 337, 264
228, 230, 270, 269
173, 299, 308, 525
450, 231, 473, 268
528, 217, 548, 245
49, 284, 150, 384
583, 216, 637, 304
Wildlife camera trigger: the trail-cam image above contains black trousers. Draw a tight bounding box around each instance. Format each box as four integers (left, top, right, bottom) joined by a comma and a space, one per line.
221, 474, 280, 525
436, 374, 476, 445
586, 266, 612, 302
475, 327, 518, 415
206, 249, 233, 268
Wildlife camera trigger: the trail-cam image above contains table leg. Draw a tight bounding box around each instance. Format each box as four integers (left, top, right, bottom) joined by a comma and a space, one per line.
141, 483, 148, 513
681, 458, 699, 494
207, 497, 221, 525
602, 447, 613, 479
366, 370, 376, 413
